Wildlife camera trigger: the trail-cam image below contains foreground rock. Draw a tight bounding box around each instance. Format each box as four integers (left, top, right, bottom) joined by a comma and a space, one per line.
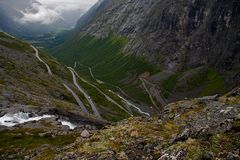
53, 88, 239, 160
1, 88, 239, 159
81, 130, 91, 138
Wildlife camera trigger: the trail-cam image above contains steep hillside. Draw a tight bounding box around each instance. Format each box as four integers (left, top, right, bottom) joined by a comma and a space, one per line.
0, 32, 149, 124
54, 0, 240, 111
0, 32, 103, 123
75, 0, 240, 74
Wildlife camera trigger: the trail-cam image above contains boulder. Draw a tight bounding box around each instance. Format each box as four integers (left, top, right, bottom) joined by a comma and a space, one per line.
81, 130, 90, 138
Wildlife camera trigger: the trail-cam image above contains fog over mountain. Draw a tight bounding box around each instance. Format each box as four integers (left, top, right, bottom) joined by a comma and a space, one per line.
19, 0, 98, 25
0, 0, 97, 36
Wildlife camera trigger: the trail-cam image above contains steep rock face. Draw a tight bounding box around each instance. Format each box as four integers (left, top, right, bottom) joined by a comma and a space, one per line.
77, 0, 240, 84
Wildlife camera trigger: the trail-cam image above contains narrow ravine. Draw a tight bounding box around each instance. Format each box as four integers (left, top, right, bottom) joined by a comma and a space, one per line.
68, 67, 101, 118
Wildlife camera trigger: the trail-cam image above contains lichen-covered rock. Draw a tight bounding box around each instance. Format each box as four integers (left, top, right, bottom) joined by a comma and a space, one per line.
81, 130, 91, 138
50, 89, 240, 160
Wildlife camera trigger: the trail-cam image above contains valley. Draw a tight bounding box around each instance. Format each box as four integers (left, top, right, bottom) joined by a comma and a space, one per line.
0, 0, 239, 159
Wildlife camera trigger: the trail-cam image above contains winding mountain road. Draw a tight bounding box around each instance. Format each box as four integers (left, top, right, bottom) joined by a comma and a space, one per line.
71, 68, 133, 116
141, 78, 167, 107
111, 91, 150, 116
31, 45, 88, 114
140, 78, 158, 109
31, 45, 53, 76
68, 67, 101, 118
76, 62, 150, 116
3, 32, 15, 39
62, 83, 88, 113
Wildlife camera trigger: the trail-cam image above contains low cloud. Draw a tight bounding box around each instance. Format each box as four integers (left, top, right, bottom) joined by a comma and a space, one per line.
17, 2, 62, 25
16, 0, 98, 25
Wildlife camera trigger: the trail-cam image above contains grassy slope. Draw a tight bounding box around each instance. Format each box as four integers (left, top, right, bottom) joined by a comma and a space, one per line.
0, 32, 82, 110
52, 33, 227, 105
0, 32, 132, 121
0, 128, 77, 159
160, 67, 226, 98
54, 34, 158, 105
40, 50, 130, 121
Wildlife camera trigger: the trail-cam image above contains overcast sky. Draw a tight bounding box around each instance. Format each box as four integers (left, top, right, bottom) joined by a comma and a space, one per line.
16, 0, 98, 25
38, 0, 98, 7
38, 0, 98, 10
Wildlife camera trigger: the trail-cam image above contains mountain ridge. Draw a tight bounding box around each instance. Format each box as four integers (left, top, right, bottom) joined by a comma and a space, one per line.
53, 0, 239, 111
0, 0, 240, 158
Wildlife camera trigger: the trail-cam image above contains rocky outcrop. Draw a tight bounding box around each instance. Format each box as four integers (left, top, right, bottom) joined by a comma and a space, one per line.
47, 88, 240, 159
0, 77, 239, 159
76, 0, 240, 85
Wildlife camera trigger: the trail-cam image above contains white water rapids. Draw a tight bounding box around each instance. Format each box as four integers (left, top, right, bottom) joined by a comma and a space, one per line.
0, 112, 77, 129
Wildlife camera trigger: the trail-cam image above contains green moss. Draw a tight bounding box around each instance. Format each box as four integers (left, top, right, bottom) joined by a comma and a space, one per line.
0, 128, 76, 159
35, 149, 55, 160
180, 105, 205, 121
82, 141, 110, 153
208, 132, 240, 154
174, 139, 202, 160
161, 121, 179, 140
0, 128, 77, 160
0, 128, 76, 149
